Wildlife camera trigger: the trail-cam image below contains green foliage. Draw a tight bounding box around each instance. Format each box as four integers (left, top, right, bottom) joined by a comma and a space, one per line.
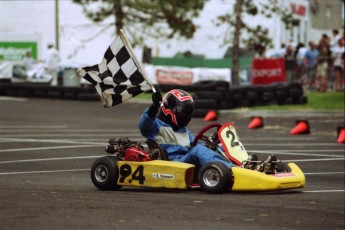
246, 92, 345, 111
72, 0, 205, 46
216, 0, 300, 51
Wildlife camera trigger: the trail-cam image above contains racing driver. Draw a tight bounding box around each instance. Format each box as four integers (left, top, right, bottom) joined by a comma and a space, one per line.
138, 89, 275, 173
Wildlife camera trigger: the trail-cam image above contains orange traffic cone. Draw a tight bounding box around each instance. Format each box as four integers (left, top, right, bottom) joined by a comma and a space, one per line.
248, 116, 264, 129
337, 127, 345, 144
290, 120, 310, 135
204, 110, 218, 121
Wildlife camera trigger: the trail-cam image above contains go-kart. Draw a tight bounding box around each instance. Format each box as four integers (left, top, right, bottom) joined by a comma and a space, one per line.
91, 122, 305, 193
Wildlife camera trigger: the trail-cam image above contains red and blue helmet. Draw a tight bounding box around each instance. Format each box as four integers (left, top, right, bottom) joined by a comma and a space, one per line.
158, 89, 194, 129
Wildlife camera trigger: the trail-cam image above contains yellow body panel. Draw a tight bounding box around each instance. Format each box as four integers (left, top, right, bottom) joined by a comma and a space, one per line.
117, 160, 195, 189
231, 163, 306, 191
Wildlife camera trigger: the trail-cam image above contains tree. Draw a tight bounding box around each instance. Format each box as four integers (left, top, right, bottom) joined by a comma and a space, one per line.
216, 0, 300, 85
72, 0, 205, 46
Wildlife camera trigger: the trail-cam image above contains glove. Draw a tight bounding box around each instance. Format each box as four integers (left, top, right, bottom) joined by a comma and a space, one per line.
152, 91, 162, 107
147, 91, 162, 118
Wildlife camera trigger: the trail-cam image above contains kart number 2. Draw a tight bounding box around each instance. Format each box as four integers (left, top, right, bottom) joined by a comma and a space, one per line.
119, 164, 145, 184
226, 130, 240, 148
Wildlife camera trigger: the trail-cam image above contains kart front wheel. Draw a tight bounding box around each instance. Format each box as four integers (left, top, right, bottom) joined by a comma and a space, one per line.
198, 162, 231, 194
91, 156, 122, 191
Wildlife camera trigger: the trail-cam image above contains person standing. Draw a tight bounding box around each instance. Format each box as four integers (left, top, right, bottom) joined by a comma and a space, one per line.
303, 41, 319, 90
44, 43, 61, 86
331, 38, 345, 91
23, 51, 35, 71
316, 35, 330, 92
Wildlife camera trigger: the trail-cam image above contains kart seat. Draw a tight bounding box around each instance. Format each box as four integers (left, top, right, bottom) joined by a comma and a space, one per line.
146, 140, 169, 161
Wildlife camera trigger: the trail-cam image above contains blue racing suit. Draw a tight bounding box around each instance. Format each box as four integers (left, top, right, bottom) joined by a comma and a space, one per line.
138, 108, 233, 169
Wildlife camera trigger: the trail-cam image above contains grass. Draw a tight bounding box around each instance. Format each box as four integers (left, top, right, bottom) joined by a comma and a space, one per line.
246, 92, 345, 111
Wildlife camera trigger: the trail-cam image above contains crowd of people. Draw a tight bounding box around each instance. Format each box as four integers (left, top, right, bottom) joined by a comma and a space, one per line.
270, 29, 345, 92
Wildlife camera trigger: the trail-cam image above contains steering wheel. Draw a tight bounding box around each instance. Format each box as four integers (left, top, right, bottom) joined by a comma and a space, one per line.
192, 123, 222, 148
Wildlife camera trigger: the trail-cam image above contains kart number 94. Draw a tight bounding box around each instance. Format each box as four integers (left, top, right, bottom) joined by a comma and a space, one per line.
119, 164, 145, 184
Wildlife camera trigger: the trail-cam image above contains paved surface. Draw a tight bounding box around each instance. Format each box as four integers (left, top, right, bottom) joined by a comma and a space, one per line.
0, 96, 344, 230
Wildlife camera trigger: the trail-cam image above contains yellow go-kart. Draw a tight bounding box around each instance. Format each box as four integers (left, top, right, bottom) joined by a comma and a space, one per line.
90, 122, 305, 193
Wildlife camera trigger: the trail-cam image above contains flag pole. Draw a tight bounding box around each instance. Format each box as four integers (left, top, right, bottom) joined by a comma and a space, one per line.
119, 29, 156, 93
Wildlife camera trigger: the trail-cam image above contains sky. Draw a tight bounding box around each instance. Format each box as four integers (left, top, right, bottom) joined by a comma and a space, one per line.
0, 0, 277, 66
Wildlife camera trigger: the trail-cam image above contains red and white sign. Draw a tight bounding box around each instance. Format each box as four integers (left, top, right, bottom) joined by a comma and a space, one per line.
143, 65, 231, 85
290, 3, 306, 16
156, 69, 194, 85
251, 58, 286, 85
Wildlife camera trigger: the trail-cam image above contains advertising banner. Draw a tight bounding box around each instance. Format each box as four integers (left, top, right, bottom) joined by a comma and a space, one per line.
251, 58, 286, 85
0, 42, 38, 61
144, 65, 231, 85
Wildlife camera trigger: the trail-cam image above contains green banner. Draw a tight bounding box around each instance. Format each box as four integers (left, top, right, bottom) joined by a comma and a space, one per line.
0, 42, 38, 61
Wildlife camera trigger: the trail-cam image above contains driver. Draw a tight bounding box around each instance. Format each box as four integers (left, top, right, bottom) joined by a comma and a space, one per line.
138, 89, 274, 173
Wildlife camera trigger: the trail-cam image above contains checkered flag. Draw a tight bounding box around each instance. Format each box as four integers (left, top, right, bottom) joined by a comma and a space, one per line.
76, 30, 153, 107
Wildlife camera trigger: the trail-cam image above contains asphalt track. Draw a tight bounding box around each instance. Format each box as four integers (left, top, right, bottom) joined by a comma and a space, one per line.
0, 96, 344, 230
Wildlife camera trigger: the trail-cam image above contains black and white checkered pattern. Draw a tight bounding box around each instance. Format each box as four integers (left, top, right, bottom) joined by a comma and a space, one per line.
77, 35, 151, 107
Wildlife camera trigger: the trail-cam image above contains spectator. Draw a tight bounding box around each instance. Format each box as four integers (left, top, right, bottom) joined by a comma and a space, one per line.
44, 43, 61, 86
330, 29, 342, 49
294, 42, 307, 81
273, 43, 286, 58
316, 35, 330, 92
23, 51, 35, 70
285, 44, 295, 82
331, 38, 345, 91
303, 41, 319, 90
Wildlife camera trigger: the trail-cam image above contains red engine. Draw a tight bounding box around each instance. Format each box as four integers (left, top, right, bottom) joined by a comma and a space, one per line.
123, 146, 151, 162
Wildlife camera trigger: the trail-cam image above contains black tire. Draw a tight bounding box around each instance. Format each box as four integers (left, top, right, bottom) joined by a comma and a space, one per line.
193, 109, 209, 118
90, 156, 122, 191
198, 162, 231, 194
194, 91, 223, 105
193, 99, 217, 109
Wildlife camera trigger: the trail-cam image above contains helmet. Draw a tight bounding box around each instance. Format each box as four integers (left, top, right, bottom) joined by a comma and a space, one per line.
158, 89, 194, 129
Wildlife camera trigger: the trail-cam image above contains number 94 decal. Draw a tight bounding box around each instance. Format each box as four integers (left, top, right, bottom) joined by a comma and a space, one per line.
119, 164, 145, 184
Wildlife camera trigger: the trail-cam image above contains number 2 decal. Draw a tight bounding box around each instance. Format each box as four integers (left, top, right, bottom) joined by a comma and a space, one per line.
119, 164, 145, 184
226, 130, 240, 147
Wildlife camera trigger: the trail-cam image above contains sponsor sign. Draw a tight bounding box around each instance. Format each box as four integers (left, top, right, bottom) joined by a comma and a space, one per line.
156, 68, 194, 85
144, 65, 231, 85
0, 41, 38, 61
251, 58, 286, 85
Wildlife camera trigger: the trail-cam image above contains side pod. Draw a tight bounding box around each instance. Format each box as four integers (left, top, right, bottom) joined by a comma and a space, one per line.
231, 163, 305, 191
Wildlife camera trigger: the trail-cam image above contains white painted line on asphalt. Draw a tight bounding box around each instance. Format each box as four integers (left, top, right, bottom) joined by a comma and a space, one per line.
0, 169, 89, 175
0, 133, 142, 137
303, 190, 345, 193
0, 137, 104, 145
271, 149, 345, 152
0, 125, 68, 129
304, 172, 345, 175
0, 96, 28, 102
0, 144, 102, 153
250, 150, 344, 158
242, 137, 318, 140
286, 158, 345, 162
0, 128, 138, 132
245, 143, 343, 146
0, 156, 100, 164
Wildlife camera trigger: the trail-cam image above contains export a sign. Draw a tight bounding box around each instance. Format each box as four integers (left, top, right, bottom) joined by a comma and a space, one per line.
0, 42, 38, 61
251, 58, 286, 85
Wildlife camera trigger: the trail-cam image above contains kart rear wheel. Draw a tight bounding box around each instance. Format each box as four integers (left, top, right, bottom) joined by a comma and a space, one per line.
91, 156, 122, 191
198, 162, 231, 194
